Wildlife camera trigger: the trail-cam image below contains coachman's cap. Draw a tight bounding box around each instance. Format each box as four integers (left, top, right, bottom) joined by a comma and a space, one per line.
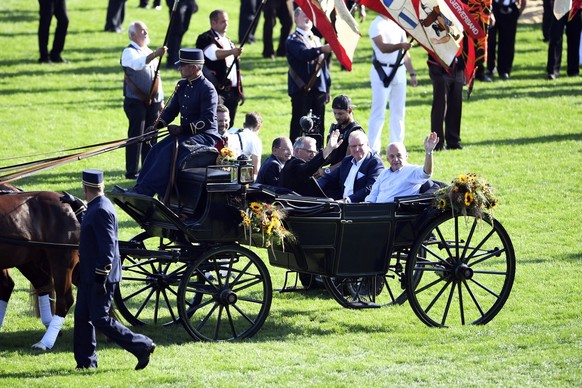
82, 169, 104, 188
175, 48, 205, 67
332, 95, 355, 110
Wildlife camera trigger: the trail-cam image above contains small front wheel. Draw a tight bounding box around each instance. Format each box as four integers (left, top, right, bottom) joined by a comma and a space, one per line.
177, 245, 272, 341
406, 213, 515, 327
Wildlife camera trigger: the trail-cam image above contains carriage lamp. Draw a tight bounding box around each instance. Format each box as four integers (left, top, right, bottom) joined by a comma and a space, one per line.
236, 155, 254, 184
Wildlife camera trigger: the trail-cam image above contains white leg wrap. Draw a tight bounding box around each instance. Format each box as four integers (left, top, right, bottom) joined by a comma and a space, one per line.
38, 294, 53, 327
32, 315, 64, 350
0, 300, 7, 330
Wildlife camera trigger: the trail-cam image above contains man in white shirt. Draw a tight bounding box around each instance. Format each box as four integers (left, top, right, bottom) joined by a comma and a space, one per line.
368, 14, 417, 153
120, 21, 167, 180
366, 132, 439, 203
227, 112, 263, 179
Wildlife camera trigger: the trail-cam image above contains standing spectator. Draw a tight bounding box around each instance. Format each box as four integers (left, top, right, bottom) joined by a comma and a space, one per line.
38, 0, 69, 63
286, 7, 332, 148
278, 131, 341, 197
227, 112, 263, 179
368, 14, 417, 153
214, 104, 230, 151
239, 0, 259, 44
74, 169, 155, 370
262, 0, 293, 59
365, 133, 439, 203
256, 137, 293, 186
105, 0, 126, 33
428, 54, 464, 151
318, 131, 384, 203
121, 21, 167, 180
165, 0, 199, 69
196, 10, 244, 126
546, 7, 581, 79
487, 0, 527, 80
318, 95, 364, 177
131, 48, 220, 197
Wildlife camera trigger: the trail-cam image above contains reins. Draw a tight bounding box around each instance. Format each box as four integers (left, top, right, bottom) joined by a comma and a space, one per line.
0, 235, 78, 249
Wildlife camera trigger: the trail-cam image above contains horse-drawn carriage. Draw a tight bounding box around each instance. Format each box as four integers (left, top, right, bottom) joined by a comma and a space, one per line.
108, 159, 516, 342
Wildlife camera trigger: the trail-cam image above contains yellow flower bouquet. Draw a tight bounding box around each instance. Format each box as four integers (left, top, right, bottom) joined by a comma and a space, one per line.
216, 147, 237, 165
433, 173, 498, 220
239, 201, 295, 248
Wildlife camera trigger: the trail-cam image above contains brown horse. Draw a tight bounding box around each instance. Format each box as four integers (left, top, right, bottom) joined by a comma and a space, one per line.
0, 183, 80, 350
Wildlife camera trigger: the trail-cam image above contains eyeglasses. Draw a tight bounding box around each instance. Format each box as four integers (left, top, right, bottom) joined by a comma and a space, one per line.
300, 148, 317, 156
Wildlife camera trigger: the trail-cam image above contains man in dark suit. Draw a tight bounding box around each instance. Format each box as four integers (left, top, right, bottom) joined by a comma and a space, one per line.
256, 136, 293, 186
196, 10, 244, 126
318, 131, 384, 203
74, 170, 155, 370
278, 131, 341, 197
286, 7, 332, 148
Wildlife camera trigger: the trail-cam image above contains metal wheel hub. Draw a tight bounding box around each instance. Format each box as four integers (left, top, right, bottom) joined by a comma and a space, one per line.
454, 263, 473, 280
218, 288, 237, 305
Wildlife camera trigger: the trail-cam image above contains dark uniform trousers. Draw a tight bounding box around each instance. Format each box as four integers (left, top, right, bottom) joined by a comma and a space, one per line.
123, 98, 161, 176
165, 0, 198, 68
547, 10, 582, 77
38, 0, 69, 61
105, 0, 126, 32
74, 282, 151, 368
428, 63, 463, 148
262, 0, 293, 57
487, 2, 520, 75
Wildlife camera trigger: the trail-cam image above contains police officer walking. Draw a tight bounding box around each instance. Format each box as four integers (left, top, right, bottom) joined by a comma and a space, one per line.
74, 170, 155, 370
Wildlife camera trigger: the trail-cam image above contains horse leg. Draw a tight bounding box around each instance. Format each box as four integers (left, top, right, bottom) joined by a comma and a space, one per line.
31, 249, 76, 351
0, 269, 15, 330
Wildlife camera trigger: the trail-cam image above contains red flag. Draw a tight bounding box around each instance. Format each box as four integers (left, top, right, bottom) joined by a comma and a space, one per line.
442, 0, 486, 39
465, 0, 491, 94
570, 0, 581, 20
295, 0, 361, 71
361, 0, 464, 67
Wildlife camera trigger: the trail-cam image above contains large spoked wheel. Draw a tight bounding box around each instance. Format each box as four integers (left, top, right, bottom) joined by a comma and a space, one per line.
405, 212, 515, 327
114, 232, 191, 326
177, 244, 272, 341
322, 250, 413, 309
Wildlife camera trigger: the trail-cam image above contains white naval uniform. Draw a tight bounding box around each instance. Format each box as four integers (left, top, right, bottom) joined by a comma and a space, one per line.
368, 16, 408, 153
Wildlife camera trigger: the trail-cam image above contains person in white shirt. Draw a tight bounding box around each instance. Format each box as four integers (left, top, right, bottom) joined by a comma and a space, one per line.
120, 21, 167, 180
368, 14, 417, 153
227, 112, 263, 179
366, 132, 439, 203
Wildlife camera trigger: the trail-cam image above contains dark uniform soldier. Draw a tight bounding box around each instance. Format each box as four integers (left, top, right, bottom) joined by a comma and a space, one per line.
196, 10, 244, 127
132, 48, 220, 197
286, 7, 332, 149
74, 170, 155, 370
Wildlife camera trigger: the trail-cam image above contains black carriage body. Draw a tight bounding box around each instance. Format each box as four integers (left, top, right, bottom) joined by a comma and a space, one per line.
109, 166, 247, 244
250, 189, 435, 277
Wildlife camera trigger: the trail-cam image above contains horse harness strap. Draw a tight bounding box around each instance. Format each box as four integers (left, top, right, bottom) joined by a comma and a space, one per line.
0, 235, 78, 249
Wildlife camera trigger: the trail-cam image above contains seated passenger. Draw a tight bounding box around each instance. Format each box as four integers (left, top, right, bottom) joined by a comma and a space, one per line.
132, 48, 220, 197
278, 131, 342, 196
214, 104, 230, 151
365, 132, 439, 203
318, 131, 384, 203
256, 136, 293, 186
227, 112, 263, 180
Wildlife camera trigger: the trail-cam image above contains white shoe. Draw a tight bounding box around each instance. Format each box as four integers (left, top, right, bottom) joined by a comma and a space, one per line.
32, 342, 49, 351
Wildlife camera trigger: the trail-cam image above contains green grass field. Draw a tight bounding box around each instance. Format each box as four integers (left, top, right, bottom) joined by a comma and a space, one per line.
0, 0, 581, 386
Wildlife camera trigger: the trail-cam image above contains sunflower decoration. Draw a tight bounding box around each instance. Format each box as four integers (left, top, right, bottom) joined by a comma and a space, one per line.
433, 173, 498, 220
239, 201, 295, 248
216, 147, 237, 165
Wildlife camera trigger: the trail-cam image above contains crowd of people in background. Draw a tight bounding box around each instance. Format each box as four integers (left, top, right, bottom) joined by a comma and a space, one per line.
36, 0, 581, 189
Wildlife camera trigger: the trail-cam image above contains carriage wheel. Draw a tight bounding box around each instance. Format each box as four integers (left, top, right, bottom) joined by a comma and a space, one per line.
177, 244, 272, 341
405, 213, 515, 327
114, 232, 190, 326
322, 250, 414, 309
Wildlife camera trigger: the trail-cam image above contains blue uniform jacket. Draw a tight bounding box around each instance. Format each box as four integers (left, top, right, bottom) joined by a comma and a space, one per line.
318, 152, 385, 203
159, 75, 219, 136
285, 31, 331, 96
78, 195, 121, 284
